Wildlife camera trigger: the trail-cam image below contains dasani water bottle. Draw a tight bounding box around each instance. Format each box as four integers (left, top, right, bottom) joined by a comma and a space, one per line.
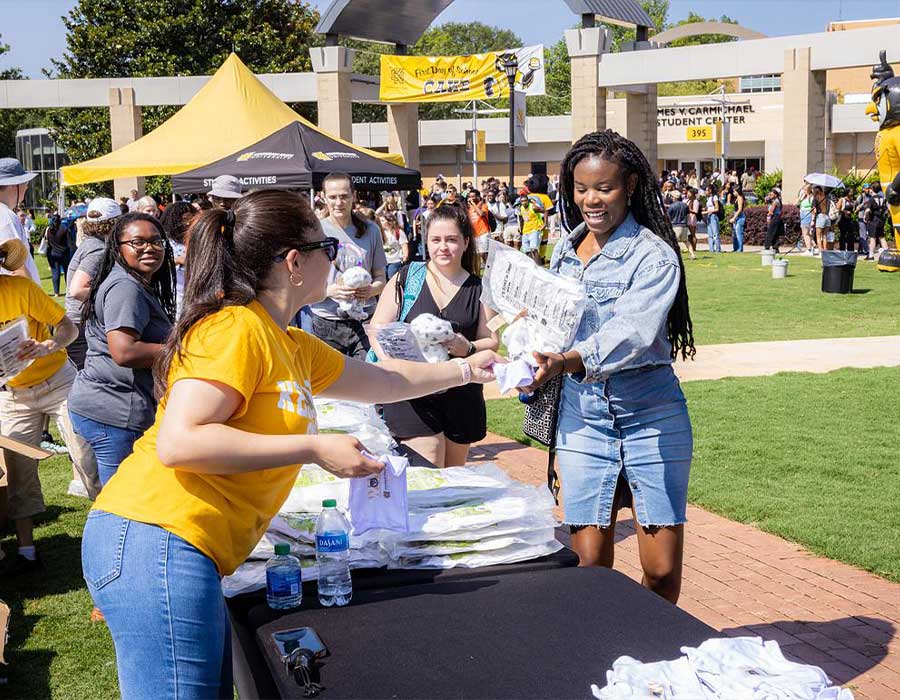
266, 543, 302, 610
315, 499, 352, 606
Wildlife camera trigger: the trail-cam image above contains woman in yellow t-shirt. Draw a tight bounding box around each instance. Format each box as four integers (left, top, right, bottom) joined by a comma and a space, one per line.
82, 189, 500, 699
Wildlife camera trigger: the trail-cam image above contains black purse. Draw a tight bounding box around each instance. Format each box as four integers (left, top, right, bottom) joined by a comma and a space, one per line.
521, 374, 564, 503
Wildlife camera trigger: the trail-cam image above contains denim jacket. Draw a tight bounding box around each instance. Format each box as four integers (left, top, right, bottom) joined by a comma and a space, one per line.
550, 213, 681, 383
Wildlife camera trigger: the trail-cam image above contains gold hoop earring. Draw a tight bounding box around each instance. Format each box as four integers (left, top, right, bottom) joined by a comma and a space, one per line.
290, 272, 304, 287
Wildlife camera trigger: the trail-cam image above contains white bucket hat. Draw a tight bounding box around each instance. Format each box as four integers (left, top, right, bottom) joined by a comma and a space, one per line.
86, 197, 123, 222
207, 174, 244, 199
0, 158, 37, 186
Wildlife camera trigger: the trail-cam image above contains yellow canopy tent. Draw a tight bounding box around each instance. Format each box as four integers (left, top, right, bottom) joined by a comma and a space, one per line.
61, 53, 403, 187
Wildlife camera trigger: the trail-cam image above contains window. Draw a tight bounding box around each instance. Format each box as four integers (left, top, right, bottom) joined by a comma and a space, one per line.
739, 74, 781, 93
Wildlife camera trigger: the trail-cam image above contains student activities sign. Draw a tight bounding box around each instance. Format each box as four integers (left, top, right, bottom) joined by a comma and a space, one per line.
379, 45, 545, 103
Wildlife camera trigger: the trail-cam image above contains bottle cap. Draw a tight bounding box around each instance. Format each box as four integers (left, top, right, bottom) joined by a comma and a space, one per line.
274, 543, 290, 555
322, 499, 337, 508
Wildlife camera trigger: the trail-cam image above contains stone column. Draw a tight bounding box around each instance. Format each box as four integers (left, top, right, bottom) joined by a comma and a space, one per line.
108, 87, 144, 200
622, 84, 659, 169
781, 47, 826, 204
309, 45, 355, 141
565, 27, 611, 142
387, 103, 419, 170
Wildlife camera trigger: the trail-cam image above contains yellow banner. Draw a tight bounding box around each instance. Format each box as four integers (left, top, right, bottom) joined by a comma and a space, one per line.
380, 51, 503, 102
379, 46, 545, 103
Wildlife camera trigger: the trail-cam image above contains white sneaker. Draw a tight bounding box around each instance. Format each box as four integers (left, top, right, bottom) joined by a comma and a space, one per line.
67, 478, 89, 499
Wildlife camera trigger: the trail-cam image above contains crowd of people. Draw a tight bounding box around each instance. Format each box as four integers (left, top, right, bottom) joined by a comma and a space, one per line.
0, 123, 894, 695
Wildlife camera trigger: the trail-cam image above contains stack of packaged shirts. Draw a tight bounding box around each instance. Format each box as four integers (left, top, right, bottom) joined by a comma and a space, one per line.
221, 398, 561, 597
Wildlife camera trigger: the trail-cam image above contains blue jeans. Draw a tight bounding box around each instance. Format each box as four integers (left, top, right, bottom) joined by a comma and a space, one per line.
82, 511, 232, 699
48, 253, 68, 295
386, 261, 403, 281
706, 215, 721, 253
69, 412, 142, 486
732, 214, 745, 252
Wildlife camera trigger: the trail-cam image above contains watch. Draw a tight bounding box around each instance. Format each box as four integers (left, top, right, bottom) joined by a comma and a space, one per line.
465, 341, 476, 357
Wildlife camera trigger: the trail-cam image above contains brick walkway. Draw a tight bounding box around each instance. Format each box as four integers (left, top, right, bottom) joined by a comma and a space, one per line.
469, 433, 900, 700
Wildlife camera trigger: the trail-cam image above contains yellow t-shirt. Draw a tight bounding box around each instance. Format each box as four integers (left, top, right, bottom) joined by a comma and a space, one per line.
520, 194, 553, 236
0, 276, 67, 388
94, 301, 346, 575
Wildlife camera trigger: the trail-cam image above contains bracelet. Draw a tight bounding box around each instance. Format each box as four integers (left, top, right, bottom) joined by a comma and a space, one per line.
451, 357, 472, 384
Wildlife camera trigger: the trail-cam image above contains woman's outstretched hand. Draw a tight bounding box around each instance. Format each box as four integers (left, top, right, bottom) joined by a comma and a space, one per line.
311, 434, 384, 478
465, 350, 505, 384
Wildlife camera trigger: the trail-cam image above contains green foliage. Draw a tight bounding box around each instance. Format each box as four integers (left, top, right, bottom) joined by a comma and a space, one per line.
753, 169, 783, 200
0, 33, 31, 157
528, 37, 572, 117
44, 0, 322, 196
667, 12, 740, 47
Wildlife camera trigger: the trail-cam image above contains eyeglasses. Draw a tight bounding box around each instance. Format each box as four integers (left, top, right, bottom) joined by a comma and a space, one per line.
118, 237, 165, 252
274, 237, 340, 263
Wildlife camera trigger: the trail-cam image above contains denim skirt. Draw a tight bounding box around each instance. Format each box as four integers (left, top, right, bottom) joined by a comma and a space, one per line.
555, 364, 692, 528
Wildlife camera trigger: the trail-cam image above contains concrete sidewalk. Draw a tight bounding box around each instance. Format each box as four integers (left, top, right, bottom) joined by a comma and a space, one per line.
469, 434, 900, 700
484, 335, 900, 399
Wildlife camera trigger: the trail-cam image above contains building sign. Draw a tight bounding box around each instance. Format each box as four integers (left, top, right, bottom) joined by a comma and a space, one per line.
657, 104, 755, 127
686, 126, 713, 141
379, 45, 545, 103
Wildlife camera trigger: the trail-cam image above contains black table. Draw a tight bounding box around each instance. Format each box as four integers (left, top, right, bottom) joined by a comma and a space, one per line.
229, 554, 714, 699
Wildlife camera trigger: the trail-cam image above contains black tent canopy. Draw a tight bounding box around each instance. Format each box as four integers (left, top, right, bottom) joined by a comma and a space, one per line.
172, 121, 421, 193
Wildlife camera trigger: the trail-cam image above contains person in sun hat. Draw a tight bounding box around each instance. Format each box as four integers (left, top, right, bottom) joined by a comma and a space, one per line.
0, 158, 40, 283
207, 174, 244, 210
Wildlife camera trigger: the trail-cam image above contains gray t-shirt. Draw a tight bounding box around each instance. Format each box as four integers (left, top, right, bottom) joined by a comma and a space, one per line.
68, 263, 173, 432
310, 217, 387, 321
65, 236, 106, 322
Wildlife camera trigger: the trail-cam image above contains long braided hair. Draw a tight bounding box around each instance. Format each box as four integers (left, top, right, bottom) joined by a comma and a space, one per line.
83, 212, 178, 326
558, 130, 695, 361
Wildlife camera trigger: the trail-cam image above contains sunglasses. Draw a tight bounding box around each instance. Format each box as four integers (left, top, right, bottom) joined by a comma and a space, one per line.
274, 237, 340, 263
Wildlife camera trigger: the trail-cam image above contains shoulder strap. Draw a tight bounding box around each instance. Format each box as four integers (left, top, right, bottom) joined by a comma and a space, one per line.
399, 261, 427, 322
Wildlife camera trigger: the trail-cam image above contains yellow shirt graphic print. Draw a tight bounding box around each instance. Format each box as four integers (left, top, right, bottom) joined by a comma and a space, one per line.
94, 300, 345, 575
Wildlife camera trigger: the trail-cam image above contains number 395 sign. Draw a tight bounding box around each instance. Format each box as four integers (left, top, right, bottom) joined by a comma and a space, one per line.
686, 126, 714, 141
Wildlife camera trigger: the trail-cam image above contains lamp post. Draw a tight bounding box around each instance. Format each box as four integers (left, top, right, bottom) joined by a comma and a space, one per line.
499, 52, 519, 199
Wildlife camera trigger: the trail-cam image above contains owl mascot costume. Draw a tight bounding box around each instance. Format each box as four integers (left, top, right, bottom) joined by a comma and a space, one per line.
868, 51, 900, 270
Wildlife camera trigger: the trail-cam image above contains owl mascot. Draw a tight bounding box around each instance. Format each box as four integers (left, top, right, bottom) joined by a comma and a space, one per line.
868, 51, 900, 272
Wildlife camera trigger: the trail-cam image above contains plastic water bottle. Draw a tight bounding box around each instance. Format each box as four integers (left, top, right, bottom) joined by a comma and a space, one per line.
316, 499, 352, 607
266, 543, 302, 610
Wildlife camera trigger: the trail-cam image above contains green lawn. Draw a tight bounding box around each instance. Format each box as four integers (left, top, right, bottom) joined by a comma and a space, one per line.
1, 451, 119, 699
682, 252, 900, 344
486, 366, 900, 583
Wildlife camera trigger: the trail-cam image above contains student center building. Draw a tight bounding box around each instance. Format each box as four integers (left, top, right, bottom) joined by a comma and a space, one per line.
2, 4, 897, 205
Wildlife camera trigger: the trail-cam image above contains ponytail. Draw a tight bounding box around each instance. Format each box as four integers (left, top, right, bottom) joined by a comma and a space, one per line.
154, 190, 322, 397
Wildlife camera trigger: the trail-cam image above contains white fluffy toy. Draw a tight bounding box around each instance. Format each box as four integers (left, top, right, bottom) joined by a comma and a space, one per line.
409, 313, 456, 363
337, 265, 373, 320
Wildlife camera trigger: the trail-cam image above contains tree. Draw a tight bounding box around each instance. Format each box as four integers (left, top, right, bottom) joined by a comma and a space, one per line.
528, 37, 571, 117
46, 0, 322, 196
0, 35, 26, 156
668, 12, 740, 48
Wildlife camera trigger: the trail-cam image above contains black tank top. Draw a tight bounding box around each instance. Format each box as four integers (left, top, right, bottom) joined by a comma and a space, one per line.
405, 271, 482, 341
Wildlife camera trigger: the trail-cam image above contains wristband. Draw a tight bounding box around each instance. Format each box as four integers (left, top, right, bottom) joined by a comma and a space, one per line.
451, 357, 472, 384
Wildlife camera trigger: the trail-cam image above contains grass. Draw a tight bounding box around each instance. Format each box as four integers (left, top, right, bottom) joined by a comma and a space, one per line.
1, 450, 119, 698
486, 366, 900, 583
682, 252, 900, 345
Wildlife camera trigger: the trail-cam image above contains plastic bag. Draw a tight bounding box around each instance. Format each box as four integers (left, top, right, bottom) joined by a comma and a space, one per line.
481, 240, 587, 354
336, 265, 372, 321
384, 525, 557, 558
409, 313, 455, 363
391, 540, 563, 570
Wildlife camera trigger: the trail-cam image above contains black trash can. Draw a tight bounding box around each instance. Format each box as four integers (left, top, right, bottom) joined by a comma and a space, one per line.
821, 251, 857, 294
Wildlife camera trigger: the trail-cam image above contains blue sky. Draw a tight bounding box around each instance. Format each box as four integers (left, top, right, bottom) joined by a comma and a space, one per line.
1, 0, 897, 78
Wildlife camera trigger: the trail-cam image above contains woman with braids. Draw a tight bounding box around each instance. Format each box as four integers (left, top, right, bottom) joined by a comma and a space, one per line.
68, 212, 176, 486
523, 130, 695, 604
159, 200, 195, 317
80, 191, 499, 697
